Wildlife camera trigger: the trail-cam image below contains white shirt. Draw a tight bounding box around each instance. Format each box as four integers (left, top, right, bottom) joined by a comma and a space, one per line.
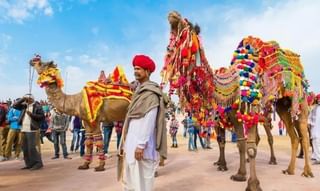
309, 105, 320, 139
124, 107, 159, 164
21, 104, 35, 132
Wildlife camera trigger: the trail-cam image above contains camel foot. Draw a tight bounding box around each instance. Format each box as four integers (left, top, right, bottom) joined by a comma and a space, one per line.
94, 161, 105, 172
213, 160, 221, 166
217, 165, 228, 171
230, 173, 247, 182
301, 171, 314, 178
78, 162, 90, 170
282, 169, 294, 175
94, 165, 105, 172
246, 178, 262, 191
269, 158, 277, 165
159, 161, 165, 167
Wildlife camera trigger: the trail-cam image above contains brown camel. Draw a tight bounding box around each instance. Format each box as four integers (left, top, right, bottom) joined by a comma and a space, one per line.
162, 11, 313, 191
30, 57, 131, 171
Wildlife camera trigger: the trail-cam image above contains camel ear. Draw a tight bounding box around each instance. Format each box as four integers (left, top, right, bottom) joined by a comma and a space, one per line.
48, 61, 57, 68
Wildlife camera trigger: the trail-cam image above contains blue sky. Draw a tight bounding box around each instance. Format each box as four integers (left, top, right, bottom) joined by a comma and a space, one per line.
0, 0, 319, 101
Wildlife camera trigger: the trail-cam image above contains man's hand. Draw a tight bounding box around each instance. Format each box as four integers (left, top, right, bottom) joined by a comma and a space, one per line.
26, 111, 32, 116
135, 147, 144, 161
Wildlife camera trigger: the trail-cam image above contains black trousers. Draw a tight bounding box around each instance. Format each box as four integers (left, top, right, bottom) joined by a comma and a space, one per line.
22, 132, 43, 168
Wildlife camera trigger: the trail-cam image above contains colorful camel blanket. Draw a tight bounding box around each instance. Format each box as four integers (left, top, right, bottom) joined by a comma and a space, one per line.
82, 66, 133, 123
213, 67, 240, 107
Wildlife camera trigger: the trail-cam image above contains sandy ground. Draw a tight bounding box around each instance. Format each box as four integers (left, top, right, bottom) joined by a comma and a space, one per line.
0, 132, 320, 191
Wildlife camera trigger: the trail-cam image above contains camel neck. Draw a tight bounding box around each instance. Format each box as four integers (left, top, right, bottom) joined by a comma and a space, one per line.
45, 85, 82, 116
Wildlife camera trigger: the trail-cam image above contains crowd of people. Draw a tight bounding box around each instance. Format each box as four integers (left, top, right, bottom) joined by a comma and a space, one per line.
0, 96, 124, 168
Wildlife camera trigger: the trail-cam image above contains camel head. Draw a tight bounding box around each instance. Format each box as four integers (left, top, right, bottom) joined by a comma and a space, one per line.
29, 55, 57, 75
168, 11, 182, 33
162, 11, 203, 84
29, 55, 63, 88
165, 11, 201, 63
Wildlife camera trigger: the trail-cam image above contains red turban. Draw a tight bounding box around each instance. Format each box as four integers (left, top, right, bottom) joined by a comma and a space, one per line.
132, 55, 156, 73
316, 94, 320, 100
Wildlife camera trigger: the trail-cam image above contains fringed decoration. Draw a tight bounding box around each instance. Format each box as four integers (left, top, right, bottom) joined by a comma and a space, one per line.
37, 67, 64, 88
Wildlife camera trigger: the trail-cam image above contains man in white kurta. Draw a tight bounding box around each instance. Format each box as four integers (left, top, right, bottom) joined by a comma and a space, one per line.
124, 107, 159, 191
120, 54, 167, 191
309, 95, 320, 164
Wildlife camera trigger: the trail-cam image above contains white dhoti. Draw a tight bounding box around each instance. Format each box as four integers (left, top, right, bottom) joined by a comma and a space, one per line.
312, 138, 320, 161
123, 159, 157, 191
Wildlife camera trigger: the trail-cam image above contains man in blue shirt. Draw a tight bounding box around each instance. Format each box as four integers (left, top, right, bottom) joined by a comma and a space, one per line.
4, 104, 22, 160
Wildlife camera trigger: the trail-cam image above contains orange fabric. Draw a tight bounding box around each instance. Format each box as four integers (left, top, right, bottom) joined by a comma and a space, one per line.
83, 81, 132, 123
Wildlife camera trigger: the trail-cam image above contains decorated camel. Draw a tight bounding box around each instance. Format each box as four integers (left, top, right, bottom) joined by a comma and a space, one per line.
161, 11, 312, 191
30, 56, 133, 171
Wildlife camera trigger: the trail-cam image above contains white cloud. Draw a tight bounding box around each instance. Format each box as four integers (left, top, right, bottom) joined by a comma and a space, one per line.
0, 0, 54, 23
44, 6, 53, 16
79, 54, 107, 68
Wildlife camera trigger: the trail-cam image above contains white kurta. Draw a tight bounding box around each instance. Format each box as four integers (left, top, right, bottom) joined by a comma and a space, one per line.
124, 107, 159, 164
21, 104, 34, 132
309, 105, 320, 139
123, 107, 159, 191
309, 105, 320, 161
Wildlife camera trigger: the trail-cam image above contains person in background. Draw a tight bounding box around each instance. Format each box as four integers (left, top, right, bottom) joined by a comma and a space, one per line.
79, 120, 86, 157
0, 102, 9, 161
4, 104, 22, 160
39, 112, 53, 144
278, 120, 284, 136
114, 121, 124, 149
193, 118, 205, 150
181, 114, 188, 138
309, 94, 320, 165
187, 116, 195, 151
102, 122, 114, 157
169, 114, 179, 148
13, 94, 44, 170
70, 116, 82, 153
50, 108, 72, 160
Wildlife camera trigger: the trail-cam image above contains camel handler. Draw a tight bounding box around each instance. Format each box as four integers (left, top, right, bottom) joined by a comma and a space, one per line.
118, 54, 168, 191
309, 94, 320, 165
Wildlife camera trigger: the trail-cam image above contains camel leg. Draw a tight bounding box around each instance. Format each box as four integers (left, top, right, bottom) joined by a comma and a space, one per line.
263, 122, 277, 165
276, 101, 298, 175
245, 124, 262, 191
296, 101, 313, 177
93, 133, 106, 171
213, 125, 228, 171
230, 116, 247, 182
246, 128, 260, 163
294, 119, 304, 159
78, 132, 93, 170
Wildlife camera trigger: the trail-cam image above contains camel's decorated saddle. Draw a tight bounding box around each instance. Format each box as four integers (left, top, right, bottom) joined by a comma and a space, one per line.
82, 66, 133, 123
37, 65, 132, 123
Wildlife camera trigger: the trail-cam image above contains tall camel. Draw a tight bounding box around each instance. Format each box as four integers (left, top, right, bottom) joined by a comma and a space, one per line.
30, 57, 131, 171
161, 11, 312, 191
